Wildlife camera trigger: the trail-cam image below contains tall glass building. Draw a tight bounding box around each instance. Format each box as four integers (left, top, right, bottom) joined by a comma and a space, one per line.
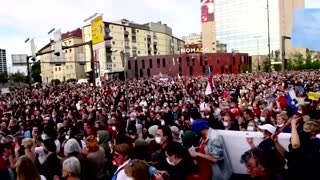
215, 0, 280, 55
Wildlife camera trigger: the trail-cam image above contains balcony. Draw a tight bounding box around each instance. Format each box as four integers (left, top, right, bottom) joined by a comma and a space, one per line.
153, 41, 157, 45
132, 43, 137, 48
124, 37, 129, 42
153, 35, 157, 39
147, 34, 151, 39
105, 28, 111, 33
124, 30, 129, 36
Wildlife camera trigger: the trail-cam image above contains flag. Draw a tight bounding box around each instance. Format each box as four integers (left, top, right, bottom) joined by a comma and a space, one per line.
205, 70, 215, 95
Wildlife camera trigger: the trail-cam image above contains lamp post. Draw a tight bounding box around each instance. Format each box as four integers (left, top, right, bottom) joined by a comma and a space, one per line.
267, 0, 271, 72
254, 36, 262, 72
24, 38, 32, 87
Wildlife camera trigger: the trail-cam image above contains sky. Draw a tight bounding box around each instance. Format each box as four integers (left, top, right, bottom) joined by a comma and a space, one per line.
0, 0, 319, 73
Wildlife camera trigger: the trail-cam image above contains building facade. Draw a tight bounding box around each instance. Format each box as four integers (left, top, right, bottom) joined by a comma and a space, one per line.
203, 0, 305, 59
0, 49, 7, 74
182, 33, 227, 53
39, 28, 87, 83
201, 0, 216, 53
82, 19, 185, 78
126, 53, 250, 79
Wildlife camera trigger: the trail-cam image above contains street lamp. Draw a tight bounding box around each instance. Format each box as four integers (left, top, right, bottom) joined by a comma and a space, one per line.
254, 36, 262, 72
267, 0, 271, 72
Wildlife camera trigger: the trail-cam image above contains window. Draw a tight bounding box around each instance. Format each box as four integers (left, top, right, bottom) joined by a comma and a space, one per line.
202, 66, 206, 74
142, 59, 145, 68
55, 67, 57, 71
114, 56, 116, 60
135, 60, 138, 71
124, 27, 126, 30
140, 69, 143, 77
217, 58, 220, 65
178, 57, 182, 64
69, 49, 72, 52
162, 58, 166, 67
128, 61, 131, 70
65, 50, 68, 53
186, 57, 190, 66
210, 65, 213, 72
147, 69, 151, 77
149, 59, 153, 68
144, 38, 146, 41
157, 58, 160, 68
69, 40, 71, 44
138, 51, 140, 54
137, 30, 139, 32
59, 67, 61, 71
112, 41, 115, 45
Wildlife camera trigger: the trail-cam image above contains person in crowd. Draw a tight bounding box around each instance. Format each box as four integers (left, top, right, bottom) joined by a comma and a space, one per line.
39, 138, 61, 180
164, 141, 196, 180
222, 114, 240, 131
246, 123, 285, 174
112, 143, 132, 180
191, 119, 232, 180
60, 157, 81, 180
21, 138, 37, 164
154, 125, 173, 169
64, 138, 93, 180
97, 130, 112, 159
124, 159, 151, 180
275, 113, 291, 133
84, 136, 106, 180
15, 155, 46, 180
241, 148, 285, 180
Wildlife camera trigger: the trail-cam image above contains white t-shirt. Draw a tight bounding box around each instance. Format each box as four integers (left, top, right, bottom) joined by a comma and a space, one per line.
199, 102, 207, 112
115, 159, 131, 180
35, 139, 61, 164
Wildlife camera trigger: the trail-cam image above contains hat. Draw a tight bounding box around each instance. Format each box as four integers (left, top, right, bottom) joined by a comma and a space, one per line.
42, 139, 57, 152
182, 130, 197, 148
258, 124, 276, 134
191, 119, 209, 135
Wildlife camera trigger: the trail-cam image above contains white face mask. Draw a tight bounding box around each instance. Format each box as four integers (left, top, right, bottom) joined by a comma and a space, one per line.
166, 157, 175, 166
254, 118, 259, 123
277, 123, 284, 128
260, 117, 266, 122
41, 134, 48, 140
247, 126, 255, 132
155, 137, 162, 144
65, 135, 70, 140
112, 126, 117, 131
161, 120, 165, 126
223, 122, 229, 127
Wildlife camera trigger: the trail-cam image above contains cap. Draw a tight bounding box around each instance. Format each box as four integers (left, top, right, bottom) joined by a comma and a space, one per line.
258, 124, 276, 134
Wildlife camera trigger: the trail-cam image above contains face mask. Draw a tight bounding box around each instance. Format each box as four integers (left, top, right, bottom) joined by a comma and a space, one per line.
223, 122, 229, 127
122, 114, 126, 117
277, 123, 284, 128
161, 120, 165, 126
112, 126, 117, 131
247, 126, 255, 132
65, 135, 70, 140
254, 118, 259, 123
41, 134, 48, 141
260, 117, 266, 122
108, 116, 111, 119
155, 137, 162, 144
166, 157, 175, 166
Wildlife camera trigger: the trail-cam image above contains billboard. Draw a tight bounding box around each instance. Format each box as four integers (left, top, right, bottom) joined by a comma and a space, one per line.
201, 0, 214, 23
91, 16, 105, 45
11, 54, 28, 65
291, 8, 320, 51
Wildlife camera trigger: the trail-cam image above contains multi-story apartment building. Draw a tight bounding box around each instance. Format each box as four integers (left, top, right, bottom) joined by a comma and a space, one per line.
38, 28, 87, 83
0, 49, 8, 74
82, 19, 185, 78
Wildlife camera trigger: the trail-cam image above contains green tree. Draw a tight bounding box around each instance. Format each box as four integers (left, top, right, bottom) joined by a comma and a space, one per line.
304, 52, 313, 69
51, 79, 61, 85
10, 72, 25, 82
262, 59, 271, 72
31, 61, 41, 83
241, 65, 250, 73
0, 72, 8, 83
290, 52, 305, 70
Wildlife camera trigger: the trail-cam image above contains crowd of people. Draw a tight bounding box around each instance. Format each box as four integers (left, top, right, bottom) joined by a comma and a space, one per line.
0, 71, 320, 180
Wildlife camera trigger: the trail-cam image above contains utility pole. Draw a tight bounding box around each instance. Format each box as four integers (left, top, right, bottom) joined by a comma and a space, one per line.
89, 41, 96, 88
267, 0, 271, 72
121, 51, 129, 114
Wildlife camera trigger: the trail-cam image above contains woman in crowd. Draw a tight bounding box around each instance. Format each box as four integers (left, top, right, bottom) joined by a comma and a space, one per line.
15, 155, 46, 180
60, 157, 81, 180
84, 136, 106, 180
124, 159, 151, 180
